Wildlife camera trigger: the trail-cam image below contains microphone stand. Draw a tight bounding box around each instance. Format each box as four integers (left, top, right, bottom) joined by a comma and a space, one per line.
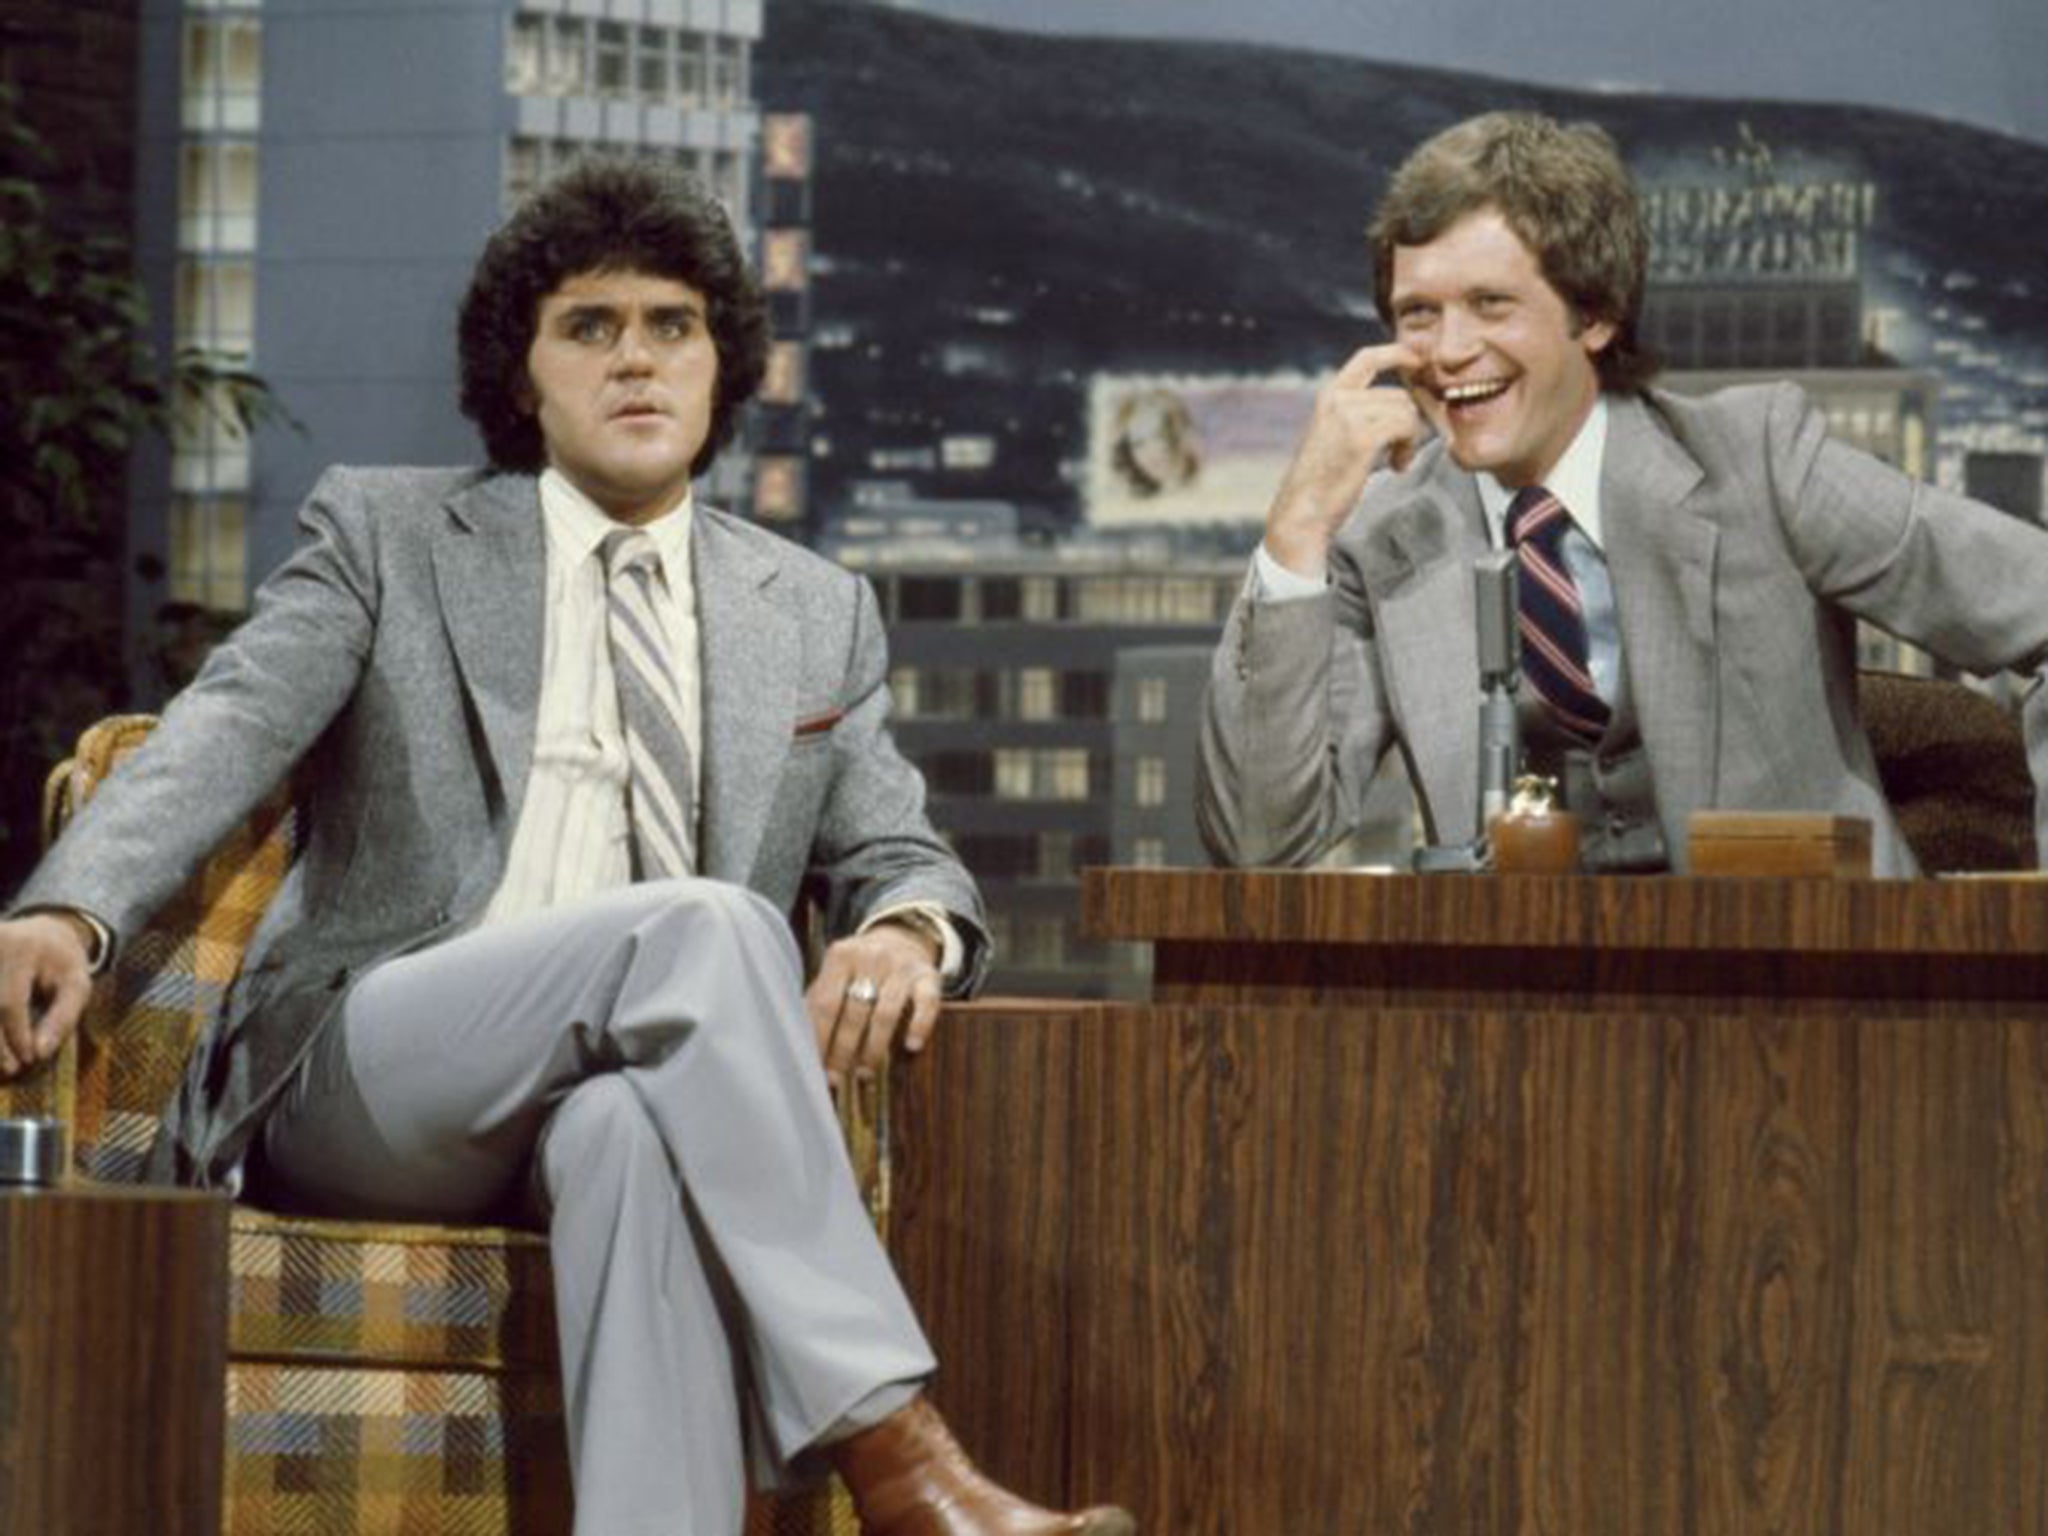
1413, 549, 1522, 873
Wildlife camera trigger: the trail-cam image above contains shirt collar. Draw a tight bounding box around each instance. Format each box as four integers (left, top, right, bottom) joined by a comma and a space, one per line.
1476, 394, 1610, 549
538, 468, 696, 591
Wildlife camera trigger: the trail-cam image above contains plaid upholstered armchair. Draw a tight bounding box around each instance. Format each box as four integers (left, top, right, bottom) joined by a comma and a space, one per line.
0, 715, 882, 1536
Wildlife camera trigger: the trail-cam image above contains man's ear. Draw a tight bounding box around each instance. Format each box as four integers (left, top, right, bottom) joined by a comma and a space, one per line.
1579, 313, 1617, 359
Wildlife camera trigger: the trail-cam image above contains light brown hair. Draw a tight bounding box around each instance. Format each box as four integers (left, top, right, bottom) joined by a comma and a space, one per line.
1369, 112, 1657, 390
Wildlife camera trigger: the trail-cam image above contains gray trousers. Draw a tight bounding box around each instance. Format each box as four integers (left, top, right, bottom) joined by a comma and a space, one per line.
256, 878, 935, 1536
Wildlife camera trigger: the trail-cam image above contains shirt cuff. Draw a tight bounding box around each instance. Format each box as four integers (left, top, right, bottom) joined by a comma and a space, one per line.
1252, 542, 1329, 602
860, 901, 964, 983
16, 906, 113, 976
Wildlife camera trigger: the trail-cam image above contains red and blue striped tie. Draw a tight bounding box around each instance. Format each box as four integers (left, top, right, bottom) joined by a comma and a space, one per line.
1507, 486, 1611, 747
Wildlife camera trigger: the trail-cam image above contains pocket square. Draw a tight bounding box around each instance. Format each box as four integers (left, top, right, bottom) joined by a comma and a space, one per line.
793, 708, 844, 738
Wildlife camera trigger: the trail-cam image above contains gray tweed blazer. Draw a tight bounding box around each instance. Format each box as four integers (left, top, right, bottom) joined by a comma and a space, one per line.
19, 467, 986, 1185
1199, 384, 2048, 876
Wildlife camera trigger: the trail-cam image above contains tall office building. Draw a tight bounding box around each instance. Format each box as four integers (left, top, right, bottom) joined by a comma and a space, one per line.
130, 0, 764, 639
752, 110, 816, 537
853, 553, 1244, 996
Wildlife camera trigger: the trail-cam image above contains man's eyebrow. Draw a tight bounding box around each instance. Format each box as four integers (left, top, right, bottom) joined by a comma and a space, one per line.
554, 301, 621, 322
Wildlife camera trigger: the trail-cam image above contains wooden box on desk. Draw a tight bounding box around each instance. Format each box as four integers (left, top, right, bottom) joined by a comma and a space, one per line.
1686, 810, 1872, 877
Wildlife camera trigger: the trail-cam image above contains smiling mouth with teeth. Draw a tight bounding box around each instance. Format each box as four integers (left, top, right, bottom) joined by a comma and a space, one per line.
1439, 379, 1513, 407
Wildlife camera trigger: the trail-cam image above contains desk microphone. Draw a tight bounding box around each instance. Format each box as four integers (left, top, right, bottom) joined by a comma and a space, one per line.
1474, 548, 1521, 828
1413, 551, 1523, 872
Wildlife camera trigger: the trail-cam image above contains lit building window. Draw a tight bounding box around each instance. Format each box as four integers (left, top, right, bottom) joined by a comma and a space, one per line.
1075, 577, 1136, 623
1021, 576, 1060, 621
179, 140, 260, 252
1134, 757, 1167, 807
175, 260, 255, 357
994, 749, 1034, 800
1017, 668, 1056, 721
889, 668, 921, 718
546, 16, 588, 96
1044, 748, 1090, 801
762, 230, 808, 292
1136, 676, 1169, 723
170, 495, 248, 610
966, 747, 1099, 801
761, 341, 806, 406
753, 456, 803, 523
508, 14, 545, 95
171, 392, 252, 495
182, 16, 262, 132
1131, 837, 1167, 868
1073, 576, 1226, 625
763, 115, 812, 179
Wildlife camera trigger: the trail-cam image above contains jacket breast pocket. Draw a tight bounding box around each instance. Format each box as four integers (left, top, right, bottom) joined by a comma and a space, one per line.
791, 706, 845, 743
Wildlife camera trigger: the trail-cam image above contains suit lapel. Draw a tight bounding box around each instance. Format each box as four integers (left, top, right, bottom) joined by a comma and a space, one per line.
694, 512, 796, 884
1599, 394, 1719, 816
1361, 456, 1490, 841
432, 475, 546, 833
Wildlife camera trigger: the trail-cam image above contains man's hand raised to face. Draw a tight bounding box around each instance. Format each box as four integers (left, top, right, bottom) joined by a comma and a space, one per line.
1263, 342, 1426, 581
0, 912, 96, 1078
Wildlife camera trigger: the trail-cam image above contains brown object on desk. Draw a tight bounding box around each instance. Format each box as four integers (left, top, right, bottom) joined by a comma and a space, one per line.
1688, 809, 1872, 876
1490, 774, 1581, 873
0, 1182, 229, 1535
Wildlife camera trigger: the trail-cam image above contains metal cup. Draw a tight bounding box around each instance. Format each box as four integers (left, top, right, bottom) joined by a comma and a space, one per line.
0, 1117, 68, 1187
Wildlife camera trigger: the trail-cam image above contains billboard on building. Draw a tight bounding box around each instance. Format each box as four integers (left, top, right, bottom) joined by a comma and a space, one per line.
1084, 373, 1318, 526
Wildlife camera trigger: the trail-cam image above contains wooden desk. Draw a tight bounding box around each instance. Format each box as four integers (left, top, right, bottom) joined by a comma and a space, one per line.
0, 1182, 229, 1535
890, 869, 2048, 1535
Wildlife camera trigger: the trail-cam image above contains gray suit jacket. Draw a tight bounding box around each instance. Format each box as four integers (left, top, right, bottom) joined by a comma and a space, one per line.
1199, 383, 2048, 876
19, 466, 986, 1185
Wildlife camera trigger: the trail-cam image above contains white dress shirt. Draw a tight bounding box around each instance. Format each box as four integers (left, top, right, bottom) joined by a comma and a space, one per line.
484, 471, 962, 975
485, 469, 703, 923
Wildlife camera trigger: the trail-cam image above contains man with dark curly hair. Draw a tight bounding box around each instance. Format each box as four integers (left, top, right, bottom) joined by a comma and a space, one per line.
0, 160, 1134, 1536
1200, 111, 2048, 875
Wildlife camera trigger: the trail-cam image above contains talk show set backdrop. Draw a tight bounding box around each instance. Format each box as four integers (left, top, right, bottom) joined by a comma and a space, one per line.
756, 0, 2048, 998
78, 0, 2048, 1000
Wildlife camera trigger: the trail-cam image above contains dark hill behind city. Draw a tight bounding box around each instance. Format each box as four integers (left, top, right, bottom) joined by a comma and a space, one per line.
759, 0, 2048, 525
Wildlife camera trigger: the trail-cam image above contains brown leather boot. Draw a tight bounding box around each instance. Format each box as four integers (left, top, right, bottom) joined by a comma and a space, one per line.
831, 1396, 1135, 1535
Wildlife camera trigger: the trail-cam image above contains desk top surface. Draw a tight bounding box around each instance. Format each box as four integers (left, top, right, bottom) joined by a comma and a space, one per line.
1082, 866, 2048, 958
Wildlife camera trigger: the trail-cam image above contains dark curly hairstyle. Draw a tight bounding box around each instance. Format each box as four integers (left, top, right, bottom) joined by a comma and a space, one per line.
458, 157, 769, 477
1369, 112, 1658, 392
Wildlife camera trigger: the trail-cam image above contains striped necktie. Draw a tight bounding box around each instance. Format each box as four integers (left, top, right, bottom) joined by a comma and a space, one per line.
1506, 485, 1611, 747
602, 528, 697, 878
